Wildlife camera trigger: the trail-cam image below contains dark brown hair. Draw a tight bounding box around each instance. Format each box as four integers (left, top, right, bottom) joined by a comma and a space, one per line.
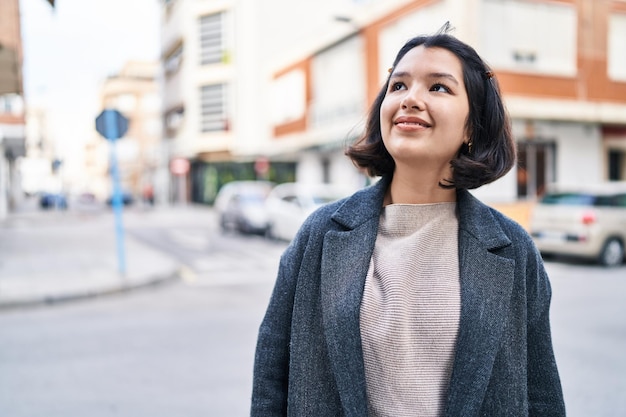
346, 29, 516, 189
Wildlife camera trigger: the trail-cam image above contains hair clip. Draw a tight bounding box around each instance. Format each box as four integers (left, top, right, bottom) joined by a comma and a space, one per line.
484, 70, 495, 80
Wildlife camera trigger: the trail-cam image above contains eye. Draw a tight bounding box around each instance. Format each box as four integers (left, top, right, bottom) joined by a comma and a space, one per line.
430, 83, 451, 93
389, 81, 405, 92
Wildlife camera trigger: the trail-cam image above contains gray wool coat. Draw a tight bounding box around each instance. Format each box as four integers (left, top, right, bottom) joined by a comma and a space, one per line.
251, 176, 566, 417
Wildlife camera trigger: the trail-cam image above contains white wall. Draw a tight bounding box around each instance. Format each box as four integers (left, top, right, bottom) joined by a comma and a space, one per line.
329, 151, 365, 191
378, 2, 448, 83
473, 121, 603, 203
480, 0, 577, 76
296, 152, 324, 184
311, 35, 366, 129
294, 149, 363, 191
471, 169, 518, 203
550, 122, 603, 186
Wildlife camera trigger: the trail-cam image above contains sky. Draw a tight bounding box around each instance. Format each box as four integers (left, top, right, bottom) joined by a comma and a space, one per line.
19, 0, 160, 173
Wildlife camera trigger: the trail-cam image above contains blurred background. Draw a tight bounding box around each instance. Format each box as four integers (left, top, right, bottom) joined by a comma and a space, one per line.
1, 0, 625, 416
2, 0, 625, 212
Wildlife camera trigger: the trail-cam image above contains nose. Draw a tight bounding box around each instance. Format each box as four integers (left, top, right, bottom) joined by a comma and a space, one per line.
401, 86, 425, 111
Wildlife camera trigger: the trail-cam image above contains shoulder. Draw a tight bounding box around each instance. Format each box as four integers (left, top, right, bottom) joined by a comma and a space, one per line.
458, 189, 536, 253
487, 205, 533, 244
289, 181, 386, 248
301, 180, 387, 233
295, 195, 352, 240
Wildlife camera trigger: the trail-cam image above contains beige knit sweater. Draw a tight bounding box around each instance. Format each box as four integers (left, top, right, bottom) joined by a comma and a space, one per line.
360, 203, 461, 417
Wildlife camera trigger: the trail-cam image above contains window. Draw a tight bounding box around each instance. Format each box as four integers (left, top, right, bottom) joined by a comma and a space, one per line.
199, 12, 225, 65
200, 84, 228, 132
481, 0, 577, 76
164, 43, 183, 75
608, 149, 624, 181
608, 13, 626, 81
517, 141, 556, 199
271, 69, 306, 125
0, 94, 24, 115
165, 106, 184, 133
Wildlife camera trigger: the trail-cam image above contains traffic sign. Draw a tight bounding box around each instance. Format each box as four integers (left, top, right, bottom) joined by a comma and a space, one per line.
96, 108, 129, 276
95, 109, 129, 140
170, 158, 190, 176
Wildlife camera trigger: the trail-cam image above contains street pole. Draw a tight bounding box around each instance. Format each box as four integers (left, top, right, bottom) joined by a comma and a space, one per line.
105, 111, 127, 278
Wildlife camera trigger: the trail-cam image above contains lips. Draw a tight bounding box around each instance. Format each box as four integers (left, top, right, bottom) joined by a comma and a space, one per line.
393, 116, 432, 128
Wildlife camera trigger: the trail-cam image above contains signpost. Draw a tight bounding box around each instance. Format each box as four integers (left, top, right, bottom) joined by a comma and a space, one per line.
170, 157, 190, 205
95, 109, 129, 277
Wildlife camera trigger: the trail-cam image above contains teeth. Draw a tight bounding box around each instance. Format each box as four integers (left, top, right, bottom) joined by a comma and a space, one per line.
398, 121, 426, 126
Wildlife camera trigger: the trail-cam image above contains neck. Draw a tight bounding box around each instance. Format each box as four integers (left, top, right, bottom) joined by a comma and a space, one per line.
386, 169, 457, 205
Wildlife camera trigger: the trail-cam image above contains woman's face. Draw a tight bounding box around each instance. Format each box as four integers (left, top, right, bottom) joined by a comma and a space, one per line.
380, 45, 470, 174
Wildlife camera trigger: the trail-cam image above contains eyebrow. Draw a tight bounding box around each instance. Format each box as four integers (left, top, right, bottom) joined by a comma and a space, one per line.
390, 71, 460, 86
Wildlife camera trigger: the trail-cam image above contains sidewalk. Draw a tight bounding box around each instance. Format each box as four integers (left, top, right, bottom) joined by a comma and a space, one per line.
0, 203, 183, 310
0, 195, 533, 310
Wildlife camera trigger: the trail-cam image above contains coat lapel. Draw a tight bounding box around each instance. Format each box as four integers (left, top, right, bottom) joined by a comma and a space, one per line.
319, 180, 516, 416
320, 178, 388, 416
445, 190, 516, 415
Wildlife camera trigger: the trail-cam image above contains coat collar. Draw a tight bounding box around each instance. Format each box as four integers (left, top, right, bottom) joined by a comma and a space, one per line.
321, 176, 516, 415
330, 175, 512, 251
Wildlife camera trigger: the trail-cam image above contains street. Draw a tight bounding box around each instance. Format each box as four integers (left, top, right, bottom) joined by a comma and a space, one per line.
0, 206, 625, 416
548, 260, 626, 417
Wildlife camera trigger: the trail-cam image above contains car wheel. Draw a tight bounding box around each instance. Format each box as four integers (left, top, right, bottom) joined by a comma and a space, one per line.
220, 215, 230, 233
598, 238, 624, 267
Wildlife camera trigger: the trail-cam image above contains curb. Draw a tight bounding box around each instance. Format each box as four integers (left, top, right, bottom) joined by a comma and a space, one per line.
0, 268, 182, 311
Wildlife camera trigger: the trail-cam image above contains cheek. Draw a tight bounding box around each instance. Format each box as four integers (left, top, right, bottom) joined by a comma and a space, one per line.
446, 105, 470, 137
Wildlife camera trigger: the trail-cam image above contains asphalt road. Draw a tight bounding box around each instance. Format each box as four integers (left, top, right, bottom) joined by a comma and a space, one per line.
547, 259, 626, 417
0, 206, 624, 416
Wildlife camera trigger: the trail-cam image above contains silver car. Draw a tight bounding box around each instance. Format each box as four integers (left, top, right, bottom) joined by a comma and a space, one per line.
264, 182, 351, 242
529, 182, 626, 267
214, 181, 275, 235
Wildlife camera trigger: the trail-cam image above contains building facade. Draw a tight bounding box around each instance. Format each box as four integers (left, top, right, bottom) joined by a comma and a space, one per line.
159, 0, 385, 204
0, 0, 55, 216
158, 0, 626, 205
270, 0, 626, 203
0, 0, 27, 218
87, 61, 162, 203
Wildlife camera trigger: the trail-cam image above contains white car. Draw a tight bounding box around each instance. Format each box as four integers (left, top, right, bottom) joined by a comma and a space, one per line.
265, 182, 352, 241
214, 181, 275, 234
530, 182, 626, 267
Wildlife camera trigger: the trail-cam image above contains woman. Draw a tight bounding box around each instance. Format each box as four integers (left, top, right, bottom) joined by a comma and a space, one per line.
251, 27, 566, 417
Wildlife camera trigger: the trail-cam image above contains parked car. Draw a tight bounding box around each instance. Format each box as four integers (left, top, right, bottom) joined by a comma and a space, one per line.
214, 180, 275, 235
529, 182, 626, 267
39, 192, 68, 210
106, 191, 134, 206
265, 182, 351, 241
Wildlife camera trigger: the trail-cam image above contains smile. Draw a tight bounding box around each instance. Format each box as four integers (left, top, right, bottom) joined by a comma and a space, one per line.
394, 116, 432, 128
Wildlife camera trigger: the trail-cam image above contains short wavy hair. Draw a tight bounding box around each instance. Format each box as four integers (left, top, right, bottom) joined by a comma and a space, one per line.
346, 29, 516, 190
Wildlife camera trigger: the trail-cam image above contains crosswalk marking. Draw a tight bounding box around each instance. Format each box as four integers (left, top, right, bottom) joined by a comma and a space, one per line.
180, 237, 287, 287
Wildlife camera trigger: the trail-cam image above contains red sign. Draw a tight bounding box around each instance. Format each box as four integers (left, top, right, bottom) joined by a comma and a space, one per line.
170, 158, 190, 175
254, 157, 270, 175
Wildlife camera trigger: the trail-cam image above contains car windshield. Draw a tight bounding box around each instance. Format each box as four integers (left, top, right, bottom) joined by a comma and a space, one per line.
312, 195, 338, 205
237, 193, 266, 205
540, 192, 619, 207
541, 193, 596, 206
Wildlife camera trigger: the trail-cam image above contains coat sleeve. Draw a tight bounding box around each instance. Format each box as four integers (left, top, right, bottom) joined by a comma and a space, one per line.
525, 242, 567, 416
250, 232, 306, 416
